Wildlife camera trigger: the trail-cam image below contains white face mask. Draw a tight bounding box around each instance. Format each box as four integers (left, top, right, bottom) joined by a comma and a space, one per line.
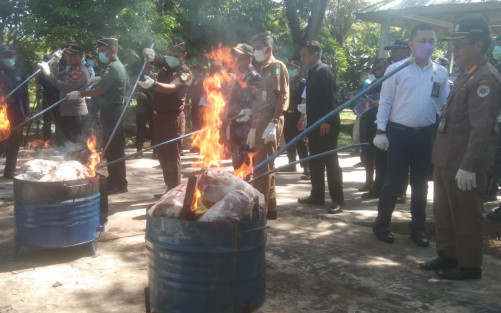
253, 48, 269, 62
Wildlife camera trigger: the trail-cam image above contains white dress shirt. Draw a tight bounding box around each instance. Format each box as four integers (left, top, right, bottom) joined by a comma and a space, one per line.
376, 58, 450, 131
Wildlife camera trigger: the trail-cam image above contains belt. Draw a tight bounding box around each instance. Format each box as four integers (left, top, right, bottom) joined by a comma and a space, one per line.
388, 121, 434, 134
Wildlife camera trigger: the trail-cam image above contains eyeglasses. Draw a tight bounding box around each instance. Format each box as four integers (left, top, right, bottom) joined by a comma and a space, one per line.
451, 41, 475, 50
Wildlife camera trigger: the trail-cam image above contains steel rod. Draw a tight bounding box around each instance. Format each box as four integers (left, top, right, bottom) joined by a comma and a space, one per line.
5, 56, 56, 100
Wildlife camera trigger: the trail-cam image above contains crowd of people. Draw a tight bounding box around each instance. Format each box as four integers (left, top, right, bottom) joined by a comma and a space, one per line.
1, 17, 501, 280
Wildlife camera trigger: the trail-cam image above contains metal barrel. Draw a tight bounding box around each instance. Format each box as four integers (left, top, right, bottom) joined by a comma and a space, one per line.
13, 176, 100, 248
146, 216, 267, 313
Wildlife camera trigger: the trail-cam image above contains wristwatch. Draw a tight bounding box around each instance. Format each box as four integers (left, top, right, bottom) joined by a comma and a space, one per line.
271, 118, 278, 124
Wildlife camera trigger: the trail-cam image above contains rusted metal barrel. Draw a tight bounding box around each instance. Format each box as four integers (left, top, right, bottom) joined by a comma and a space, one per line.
145, 216, 267, 313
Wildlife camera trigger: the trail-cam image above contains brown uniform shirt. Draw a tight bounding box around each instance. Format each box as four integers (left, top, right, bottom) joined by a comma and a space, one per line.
433, 60, 501, 173
253, 56, 289, 119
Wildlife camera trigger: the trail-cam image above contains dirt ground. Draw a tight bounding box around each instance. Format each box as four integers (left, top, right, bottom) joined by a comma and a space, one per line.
1, 148, 501, 313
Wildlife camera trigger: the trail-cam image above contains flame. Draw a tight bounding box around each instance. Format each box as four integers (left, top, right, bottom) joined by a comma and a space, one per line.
86, 135, 100, 177
28, 139, 50, 150
191, 44, 236, 167
234, 152, 256, 180
0, 98, 11, 142
190, 187, 201, 211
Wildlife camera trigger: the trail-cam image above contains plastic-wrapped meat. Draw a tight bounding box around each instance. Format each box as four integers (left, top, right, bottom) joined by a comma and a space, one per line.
199, 190, 255, 222
18, 159, 60, 180
39, 161, 90, 181
197, 167, 266, 211
148, 184, 187, 218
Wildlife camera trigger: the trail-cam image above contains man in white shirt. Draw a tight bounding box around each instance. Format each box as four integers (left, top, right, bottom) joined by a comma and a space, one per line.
372, 23, 450, 246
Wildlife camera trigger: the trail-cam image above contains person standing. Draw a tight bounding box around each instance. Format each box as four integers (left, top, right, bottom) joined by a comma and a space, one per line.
0, 46, 28, 179
372, 24, 450, 246
72, 36, 128, 195
134, 62, 154, 157
384, 39, 410, 63
419, 18, 501, 280
39, 44, 90, 145
140, 37, 192, 197
248, 32, 289, 220
297, 40, 344, 214
35, 54, 60, 141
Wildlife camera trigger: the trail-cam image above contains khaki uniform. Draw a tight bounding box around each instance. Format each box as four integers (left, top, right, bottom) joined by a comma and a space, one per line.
252, 56, 289, 212
432, 60, 501, 267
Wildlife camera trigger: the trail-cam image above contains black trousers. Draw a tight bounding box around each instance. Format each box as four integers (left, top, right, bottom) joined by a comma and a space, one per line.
101, 104, 127, 189
307, 125, 344, 204
283, 112, 309, 167
59, 115, 88, 146
135, 102, 153, 151
1, 112, 22, 177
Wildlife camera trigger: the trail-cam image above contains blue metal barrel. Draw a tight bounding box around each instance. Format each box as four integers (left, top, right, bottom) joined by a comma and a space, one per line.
13, 176, 100, 249
146, 216, 267, 313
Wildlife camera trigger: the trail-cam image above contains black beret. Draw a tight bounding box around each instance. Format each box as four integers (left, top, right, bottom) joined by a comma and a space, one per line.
64, 44, 84, 54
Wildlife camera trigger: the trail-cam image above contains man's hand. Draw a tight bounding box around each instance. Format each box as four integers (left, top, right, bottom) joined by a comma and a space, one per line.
455, 169, 476, 191
67, 91, 82, 100
297, 103, 306, 114
262, 122, 277, 144
246, 128, 256, 148
373, 134, 389, 150
143, 48, 155, 62
319, 122, 330, 136
138, 75, 155, 89
89, 76, 101, 87
52, 49, 63, 62
236, 108, 252, 122
38, 62, 50, 76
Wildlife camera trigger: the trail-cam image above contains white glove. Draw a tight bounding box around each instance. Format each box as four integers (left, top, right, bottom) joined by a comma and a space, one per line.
455, 169, 476, 191
236, 109, 252, 122
38, 62, 50, 76
226, 125, 231, 141
67, 91, 82, 100
89, 76, 101, 87
138, 75, 155, 89
143, 48, 155, 62
262, 121, 277, 144
373, 134, 389, 150
297, 103, 306, 114
52, 49, 63, 61
246, 128, 256, 149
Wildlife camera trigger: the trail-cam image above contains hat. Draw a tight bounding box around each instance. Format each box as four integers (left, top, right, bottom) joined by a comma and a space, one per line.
0, 45, 15, 58
321, 54, 328, 63
384, 39, 408, 50
445, 18, 490, 40
63, 44, 84, 54
168, 37, 186, 53
288, 59, 301, 69
86, 51, 98, 59
231, 43, 253, 57
97, 36, 118, 47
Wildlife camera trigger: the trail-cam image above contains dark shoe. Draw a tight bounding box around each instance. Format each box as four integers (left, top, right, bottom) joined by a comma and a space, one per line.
373, 228, 395, 243
358, 183, 372, 192
300, 173, 311, 180
327, 202, 342, 214
353, 161, 364, 168
361, 190, 380, 199
298, 196, 325, 205
410, 231, 429, 247
419, 256, 458, 271
108, 186, 128, 195
436, 266, 482, 280
266, 210, 277, 220
486, 207, 501, 221
396, 195, 406, 204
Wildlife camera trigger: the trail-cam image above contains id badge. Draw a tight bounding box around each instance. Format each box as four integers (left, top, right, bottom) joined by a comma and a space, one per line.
437, 114, 447, 133
431, 82, 441, 98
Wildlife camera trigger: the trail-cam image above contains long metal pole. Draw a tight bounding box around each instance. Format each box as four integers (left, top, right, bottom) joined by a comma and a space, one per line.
12, 95, 69, 131
5, 56, 56, 100
101, 43, 155, 157
249, 142, 370, 183
253, 58, 414, 173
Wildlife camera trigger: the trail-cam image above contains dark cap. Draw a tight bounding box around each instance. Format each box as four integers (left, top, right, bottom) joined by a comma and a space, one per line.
168, 37, 186, 54
321, 54, 328, 63
86, 51, 98, 59
0, 45, 15, 58
97, 36, 118, 47
231, 43, 253, 57
288, 59, 301, 69
63, 44, 84, 54
445, 18, 490, 40
384, 39, 408, 50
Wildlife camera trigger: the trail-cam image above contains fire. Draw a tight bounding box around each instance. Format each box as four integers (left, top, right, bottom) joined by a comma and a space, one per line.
191, 44, 236, 167
28, 139, 50, 150
0, 99, 11, 142
190, 187, 201, 211
86, 135, 100, 177
234, 152, 256, 180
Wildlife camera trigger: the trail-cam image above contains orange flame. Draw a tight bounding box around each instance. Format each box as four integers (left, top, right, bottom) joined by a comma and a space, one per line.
28, 139, 50, 150
0, 98, 11, 142
86, 135, 100, 177
234, 152, 256, 180
191, 44, 236, 167
190, 187, 201, 211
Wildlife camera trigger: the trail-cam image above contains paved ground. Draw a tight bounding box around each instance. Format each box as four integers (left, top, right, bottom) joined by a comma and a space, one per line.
0, 147, 500, 313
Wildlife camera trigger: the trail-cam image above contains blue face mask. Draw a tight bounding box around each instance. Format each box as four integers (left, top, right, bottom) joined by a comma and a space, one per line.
288, 69, 296, 77
2, 58, 15, 68
87, 59, 94, 67
493, 45, 501, 61
166, 55, 180, 68
99, 52, 109, 64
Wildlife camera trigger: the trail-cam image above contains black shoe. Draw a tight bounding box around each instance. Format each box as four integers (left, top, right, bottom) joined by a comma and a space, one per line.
353, 161, 364, 168
358, 183, 372, 192
298, 196, 325, 205
419, 256, 458, 271
436, 266, 482, 280
373, 228, 395, 243
396, 195, 406, 204
410, 231, 429, 247
266, 210, 277, 220
108, 186, 128, 195
486, 207, 501, 221
327, 202, 342, 214
361, 190, 380, 199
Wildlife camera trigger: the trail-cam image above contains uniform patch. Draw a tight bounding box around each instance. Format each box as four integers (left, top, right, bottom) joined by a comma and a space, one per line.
72, 71, 82, 80
180, 72, 189, 81
477, 85, 490, 97
274, 66, 280, 75
16, 76, 21, 81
